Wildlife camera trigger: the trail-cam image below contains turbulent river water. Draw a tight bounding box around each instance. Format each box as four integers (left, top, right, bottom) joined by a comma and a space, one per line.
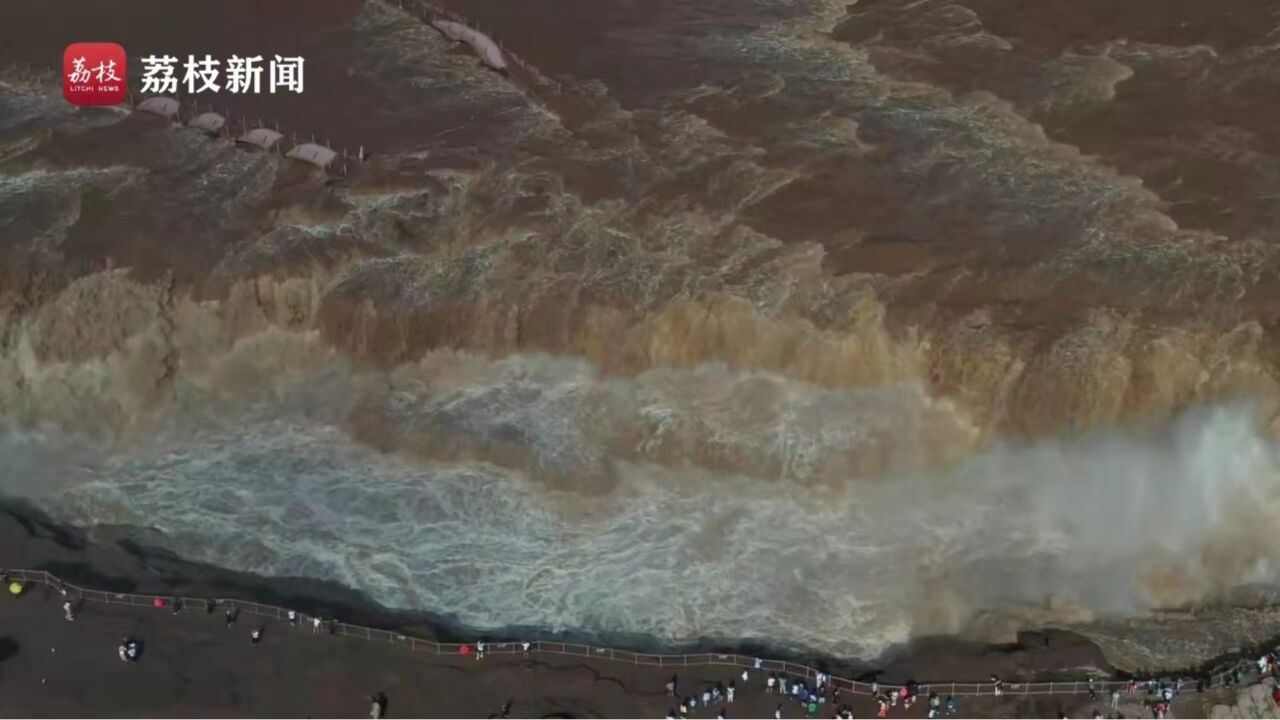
2, 0, 1280, 658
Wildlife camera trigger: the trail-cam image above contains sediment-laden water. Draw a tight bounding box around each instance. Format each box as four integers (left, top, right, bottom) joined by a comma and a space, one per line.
2, 0, 1280, 658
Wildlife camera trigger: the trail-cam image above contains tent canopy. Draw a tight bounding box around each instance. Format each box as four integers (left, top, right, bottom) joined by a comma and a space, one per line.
285, 142, 338, 169
137, 96, 180, 120
432, 20, 507, 70
237, 128, 284, 150
188, 112, 226, 134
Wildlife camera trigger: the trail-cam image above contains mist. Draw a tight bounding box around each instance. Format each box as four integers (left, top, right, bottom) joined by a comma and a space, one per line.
4, 327, 1276, 658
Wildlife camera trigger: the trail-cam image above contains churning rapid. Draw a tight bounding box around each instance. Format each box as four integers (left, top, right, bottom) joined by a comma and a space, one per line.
3, 0, 1280, 658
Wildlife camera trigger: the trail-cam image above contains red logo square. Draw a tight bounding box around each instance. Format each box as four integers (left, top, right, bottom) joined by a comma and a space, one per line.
63, 43, 127, 106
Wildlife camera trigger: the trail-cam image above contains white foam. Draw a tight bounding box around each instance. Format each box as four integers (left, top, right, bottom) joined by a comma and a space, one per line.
21, 358, 1280, 659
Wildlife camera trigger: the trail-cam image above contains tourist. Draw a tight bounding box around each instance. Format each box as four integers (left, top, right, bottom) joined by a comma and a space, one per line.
313, 616, 322, 633
767, 674, 777, 693
522, 641, 531, 656
703, 689, 712, 706
1260, 655, 1271, 676
728, 681, 736, 703
871, 680, 879, 696
991, 674, 1004, 696
1091, 711, 1103, 719
742, 668, 749, 683
117, 642, 129, 662
929, 691, 940, 712
755, 657, 764, 670
476, 640, 485, 660
946, 695, 958, 715
251, 627, 263, 644
1088, 677, 1097, 700
225, 606, 238, 627
717, 712, 725, 720
877, 697, 889, 719
774, 704, 783, 719
679, 700, 688, 715
369, 694, 383, 719
288, 610, 298, 626
62, 600, 74, 621
666, 677, 677, 696
1111, 689, 1121, 711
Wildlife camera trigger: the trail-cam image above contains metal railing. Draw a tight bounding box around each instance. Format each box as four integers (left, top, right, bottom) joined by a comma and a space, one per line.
2, 568, 1264, 700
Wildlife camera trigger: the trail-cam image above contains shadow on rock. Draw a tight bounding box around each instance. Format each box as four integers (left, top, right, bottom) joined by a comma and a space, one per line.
0, 637, 20, 663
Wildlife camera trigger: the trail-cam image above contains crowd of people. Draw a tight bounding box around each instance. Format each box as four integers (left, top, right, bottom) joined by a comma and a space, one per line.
657, 664, 965, 720
7, 568, 1280, 719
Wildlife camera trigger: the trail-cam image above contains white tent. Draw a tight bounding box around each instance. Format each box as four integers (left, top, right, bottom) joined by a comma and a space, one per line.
285, 142, 337, 169
432, 20, 507, 70
188, 112, 226, 135
137, 96, 180, 120
237, 128, 284, 151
